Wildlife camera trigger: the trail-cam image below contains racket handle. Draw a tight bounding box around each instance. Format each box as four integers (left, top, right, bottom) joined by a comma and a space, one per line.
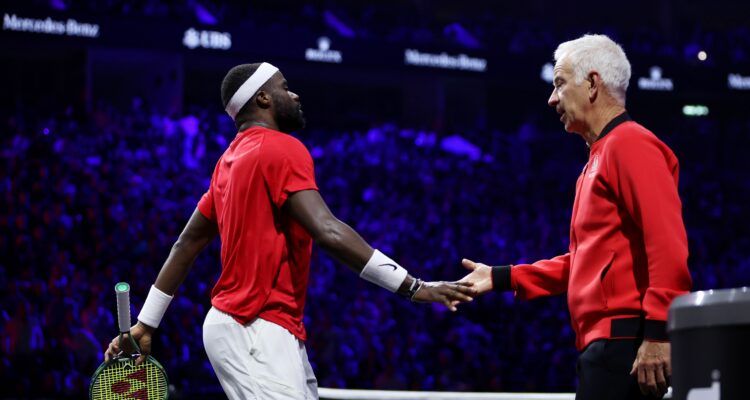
115, 282, 131, 333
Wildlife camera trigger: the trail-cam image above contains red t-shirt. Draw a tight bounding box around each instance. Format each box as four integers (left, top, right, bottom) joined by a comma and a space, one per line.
197, 126, 318, 340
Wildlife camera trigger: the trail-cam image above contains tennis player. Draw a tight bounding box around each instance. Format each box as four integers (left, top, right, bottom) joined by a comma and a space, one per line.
104, 62, 476, 399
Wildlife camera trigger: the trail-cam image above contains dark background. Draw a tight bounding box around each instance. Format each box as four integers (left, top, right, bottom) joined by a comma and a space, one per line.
1, 0, 749, 398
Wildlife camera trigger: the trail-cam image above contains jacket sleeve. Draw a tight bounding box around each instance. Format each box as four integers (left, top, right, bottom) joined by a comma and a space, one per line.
492, 253, 570, 299
608, 132, 692, 325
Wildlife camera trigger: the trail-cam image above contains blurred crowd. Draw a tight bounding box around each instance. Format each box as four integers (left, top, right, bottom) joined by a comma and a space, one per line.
1, 92, 749, 398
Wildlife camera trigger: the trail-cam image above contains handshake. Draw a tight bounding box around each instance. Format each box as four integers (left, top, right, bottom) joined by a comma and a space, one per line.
408, 258, 493, 312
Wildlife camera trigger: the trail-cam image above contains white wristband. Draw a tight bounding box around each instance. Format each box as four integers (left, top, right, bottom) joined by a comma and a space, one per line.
360, 249, 408, 293
137, 285, 173, 329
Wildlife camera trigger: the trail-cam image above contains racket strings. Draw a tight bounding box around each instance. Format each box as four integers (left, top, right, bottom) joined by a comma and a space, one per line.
91, 359, 167, 399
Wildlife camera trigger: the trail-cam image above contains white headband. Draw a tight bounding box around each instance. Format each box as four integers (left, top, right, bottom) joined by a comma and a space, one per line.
225, 62, 279, 120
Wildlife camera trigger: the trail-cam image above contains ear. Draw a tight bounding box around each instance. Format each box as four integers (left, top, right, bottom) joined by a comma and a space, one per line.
255, 90, 272, 109
587, 71, 600, 102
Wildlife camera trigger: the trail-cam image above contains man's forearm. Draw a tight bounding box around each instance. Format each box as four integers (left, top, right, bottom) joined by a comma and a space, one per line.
136, 209, 217, 330
153, 208, 218, 295
285, 190, 416, 295
153, 237, 210, 294
315, 219, 373, 272
316, 220, 416, 295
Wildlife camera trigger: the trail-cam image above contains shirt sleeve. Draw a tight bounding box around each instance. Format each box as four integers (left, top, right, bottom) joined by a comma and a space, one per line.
608, 132, 692, 323
197, 161, 220, 221
261, 135, 318, 208
197, 189, 216, 221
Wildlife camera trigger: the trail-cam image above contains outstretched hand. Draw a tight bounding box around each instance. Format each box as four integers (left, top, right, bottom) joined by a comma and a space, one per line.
104, 322, 155, 366
412, 280, 476, 311
459, 258, 494, 295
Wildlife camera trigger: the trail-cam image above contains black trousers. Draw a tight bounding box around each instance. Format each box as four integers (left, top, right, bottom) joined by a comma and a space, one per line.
576, 339, 663, 400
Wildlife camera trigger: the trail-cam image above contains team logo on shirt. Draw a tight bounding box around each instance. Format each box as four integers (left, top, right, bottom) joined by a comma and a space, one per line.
587, 154, 600, 178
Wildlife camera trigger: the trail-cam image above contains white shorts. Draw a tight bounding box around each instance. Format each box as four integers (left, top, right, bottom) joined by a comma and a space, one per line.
203, 307, 319, 400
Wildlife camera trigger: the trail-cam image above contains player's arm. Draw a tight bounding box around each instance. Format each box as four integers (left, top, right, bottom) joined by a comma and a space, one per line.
151, 208, 219, 296
459, 254, 571, 298
285, 189, 476, 309
105, 208, 218, 364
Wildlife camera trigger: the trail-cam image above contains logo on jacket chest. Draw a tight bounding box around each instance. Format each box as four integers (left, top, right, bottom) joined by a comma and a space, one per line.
587, 154, 601, 178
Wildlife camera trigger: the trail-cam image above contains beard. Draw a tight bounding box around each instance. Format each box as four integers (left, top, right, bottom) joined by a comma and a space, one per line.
275, 98, 306, 133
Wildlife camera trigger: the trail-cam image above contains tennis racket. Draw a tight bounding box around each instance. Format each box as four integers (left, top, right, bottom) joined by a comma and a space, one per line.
89, 282, 169, 399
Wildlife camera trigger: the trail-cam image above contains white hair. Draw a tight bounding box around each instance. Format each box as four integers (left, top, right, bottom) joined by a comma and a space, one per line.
554, 34, 631, 105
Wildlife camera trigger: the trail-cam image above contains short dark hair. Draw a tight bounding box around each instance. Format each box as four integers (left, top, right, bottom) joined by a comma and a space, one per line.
220, 63, 262, 121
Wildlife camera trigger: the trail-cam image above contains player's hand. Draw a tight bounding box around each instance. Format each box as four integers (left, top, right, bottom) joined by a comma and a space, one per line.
630, 340, 671, 398
411, 280, 476, 311
104, 321, 156, 366
459, 258, 493, 295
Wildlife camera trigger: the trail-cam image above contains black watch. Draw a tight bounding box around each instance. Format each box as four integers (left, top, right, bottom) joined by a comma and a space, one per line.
403, 278, 423, 300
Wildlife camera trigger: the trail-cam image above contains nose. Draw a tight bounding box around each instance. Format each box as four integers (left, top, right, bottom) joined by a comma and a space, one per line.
290, 91, 300, 102
548, 89, 559, 108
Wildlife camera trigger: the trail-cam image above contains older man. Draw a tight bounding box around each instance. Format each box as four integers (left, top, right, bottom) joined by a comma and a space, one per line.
461, 34, 691, 399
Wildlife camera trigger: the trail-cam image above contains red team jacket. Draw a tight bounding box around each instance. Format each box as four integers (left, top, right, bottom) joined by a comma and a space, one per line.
492, 113, 692, 350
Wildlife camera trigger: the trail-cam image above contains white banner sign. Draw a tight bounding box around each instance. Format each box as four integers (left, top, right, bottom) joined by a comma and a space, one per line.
404, 49, 487, 72
3, 13, 99, 38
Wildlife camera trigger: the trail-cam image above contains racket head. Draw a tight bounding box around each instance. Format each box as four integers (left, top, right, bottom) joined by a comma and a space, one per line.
91, 282, 168, 399
89, 353, 169, 400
